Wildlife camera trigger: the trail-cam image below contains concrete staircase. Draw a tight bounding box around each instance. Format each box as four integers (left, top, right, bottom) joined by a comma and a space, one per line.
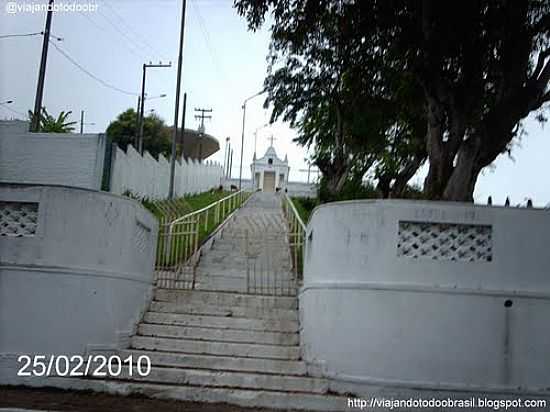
193, 192, 296, 294
115, 193, 348, 410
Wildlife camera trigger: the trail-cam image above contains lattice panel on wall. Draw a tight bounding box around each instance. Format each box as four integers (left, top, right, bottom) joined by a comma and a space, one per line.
397, 221, 492, 262
0, 201, 39, 237
134, 220, 151, 254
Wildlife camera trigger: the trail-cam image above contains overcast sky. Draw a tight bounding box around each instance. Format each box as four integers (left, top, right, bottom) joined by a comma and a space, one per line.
0, 0, 548, 206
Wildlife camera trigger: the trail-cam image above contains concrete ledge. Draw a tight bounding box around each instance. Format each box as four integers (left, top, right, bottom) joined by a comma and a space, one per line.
301, 200, 550, 396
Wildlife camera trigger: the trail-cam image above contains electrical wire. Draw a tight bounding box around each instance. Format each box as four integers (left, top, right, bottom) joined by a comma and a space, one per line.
0, 32, 43, 39
190, 0, 228, 85
49, 40, 138, 96
0, 104, 27, 117
76, 11, 147, 61
98, 0, 169, 62
95, 7, 153, 60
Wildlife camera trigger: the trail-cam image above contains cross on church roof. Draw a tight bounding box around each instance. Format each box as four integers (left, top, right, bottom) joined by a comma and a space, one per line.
267, 135, 277, 147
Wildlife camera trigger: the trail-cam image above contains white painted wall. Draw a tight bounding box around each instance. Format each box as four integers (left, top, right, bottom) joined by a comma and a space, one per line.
300, 200, 550, 394
222, 178, 317, 198
286, 181, 317, 198
0, 185, 157, 363
0, 124, 106, 190
109, 144, 224, 199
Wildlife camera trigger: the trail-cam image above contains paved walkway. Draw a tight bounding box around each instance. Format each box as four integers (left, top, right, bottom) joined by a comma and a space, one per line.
194, 192, 296, 295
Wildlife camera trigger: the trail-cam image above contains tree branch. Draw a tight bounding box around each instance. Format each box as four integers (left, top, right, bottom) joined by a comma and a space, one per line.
532, 49, 550, 81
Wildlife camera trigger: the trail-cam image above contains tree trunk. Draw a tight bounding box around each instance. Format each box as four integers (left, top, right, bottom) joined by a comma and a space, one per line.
442, 137, 482, 201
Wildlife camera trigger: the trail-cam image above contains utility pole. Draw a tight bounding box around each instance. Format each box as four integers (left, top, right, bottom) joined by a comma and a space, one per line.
239, 90, 265, 190
79, 110, 95, 134
138, 62, 171, 154
223, 137, 230, 177
194, 107, 212, 163
179, 92, 187, 155
135, 96, 141, 147
226, 141, 232, 177
229, 148, 233, 179
169, 0, 187, 199
31, 0, 54, 132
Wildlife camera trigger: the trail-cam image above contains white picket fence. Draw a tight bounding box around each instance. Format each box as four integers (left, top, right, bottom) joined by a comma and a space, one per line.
109, 144, 223, 199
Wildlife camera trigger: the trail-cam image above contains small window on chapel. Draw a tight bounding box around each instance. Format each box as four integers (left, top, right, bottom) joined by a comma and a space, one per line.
268, 158, 273, 165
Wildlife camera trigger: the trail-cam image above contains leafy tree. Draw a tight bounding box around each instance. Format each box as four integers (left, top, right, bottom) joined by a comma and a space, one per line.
235, 0, 550, 201
106, 108, 171, 158
28, 108, 77, 133
236, 0, 426, 198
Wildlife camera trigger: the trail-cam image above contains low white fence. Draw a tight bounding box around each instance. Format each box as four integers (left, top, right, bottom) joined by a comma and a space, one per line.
109, 144, 224, 200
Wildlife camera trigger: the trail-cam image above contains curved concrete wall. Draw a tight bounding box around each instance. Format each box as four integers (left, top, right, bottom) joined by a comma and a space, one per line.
0, 184, 158, 357
300, 200, 550, 394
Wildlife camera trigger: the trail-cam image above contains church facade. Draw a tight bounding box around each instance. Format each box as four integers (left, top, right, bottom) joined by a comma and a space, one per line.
250, 145, 289, 192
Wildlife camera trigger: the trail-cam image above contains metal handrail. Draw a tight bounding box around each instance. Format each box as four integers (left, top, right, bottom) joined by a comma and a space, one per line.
282, 194, 307, 279
155, 190, 250, 283
283, 194, 307, 232
171, 190, 245, 226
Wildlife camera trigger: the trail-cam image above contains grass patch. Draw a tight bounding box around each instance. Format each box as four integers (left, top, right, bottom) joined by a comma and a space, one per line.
152, 190, 251, 268
140, 188, 232, 222
291, 196, 319, 225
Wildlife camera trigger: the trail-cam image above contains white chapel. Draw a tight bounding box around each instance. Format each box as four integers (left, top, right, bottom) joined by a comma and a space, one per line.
250, 140, 290, 192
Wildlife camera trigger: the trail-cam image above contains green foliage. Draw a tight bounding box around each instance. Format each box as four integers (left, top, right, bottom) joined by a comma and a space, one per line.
235, 0, 427, 199
235, 0, 550, 201
28, 108, 77, 133
152, 189, 250, 267
291, 196, 319, 224
140, 188, 231, 222
319, 177, 424, 203
106, 108, 171, 158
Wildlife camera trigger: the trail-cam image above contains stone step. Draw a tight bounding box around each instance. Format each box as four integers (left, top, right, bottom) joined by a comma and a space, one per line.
212, 240, 288, 249
199, 254, 291, 267
193, 280, 297, 296
143, 311, 299, 332
154, 289, 298, 310
195, 267, 248, 278
219, 233, 288, 242
120, 349, 307, 375
138, 323, 299, 346
58, 380, 349, 411
131, 336, 301, 360
195, 269, 294, 282
115, 366, 328, 394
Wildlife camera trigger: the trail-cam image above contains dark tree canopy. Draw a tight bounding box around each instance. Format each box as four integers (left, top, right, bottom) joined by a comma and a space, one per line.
235, 0, 550, 201
106, 108, 171, 159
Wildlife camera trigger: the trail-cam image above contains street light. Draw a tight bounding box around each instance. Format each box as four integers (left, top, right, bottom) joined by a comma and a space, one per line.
137, 62, 172, 154
148, 93, 167, 100
252, 123, 270, 189
136, 91, 168, 149
239, 89, 265, 190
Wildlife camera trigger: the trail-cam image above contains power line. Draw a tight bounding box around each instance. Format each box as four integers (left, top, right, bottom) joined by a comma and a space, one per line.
98, 0, 169, 61
0, 31, 63, 41
76, 11, 147, 61
0, 105, 27, 117
49, 40, 138, 96
190, 0, 227, 84
0, 32, 43, 39
95, 6, 153, 60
